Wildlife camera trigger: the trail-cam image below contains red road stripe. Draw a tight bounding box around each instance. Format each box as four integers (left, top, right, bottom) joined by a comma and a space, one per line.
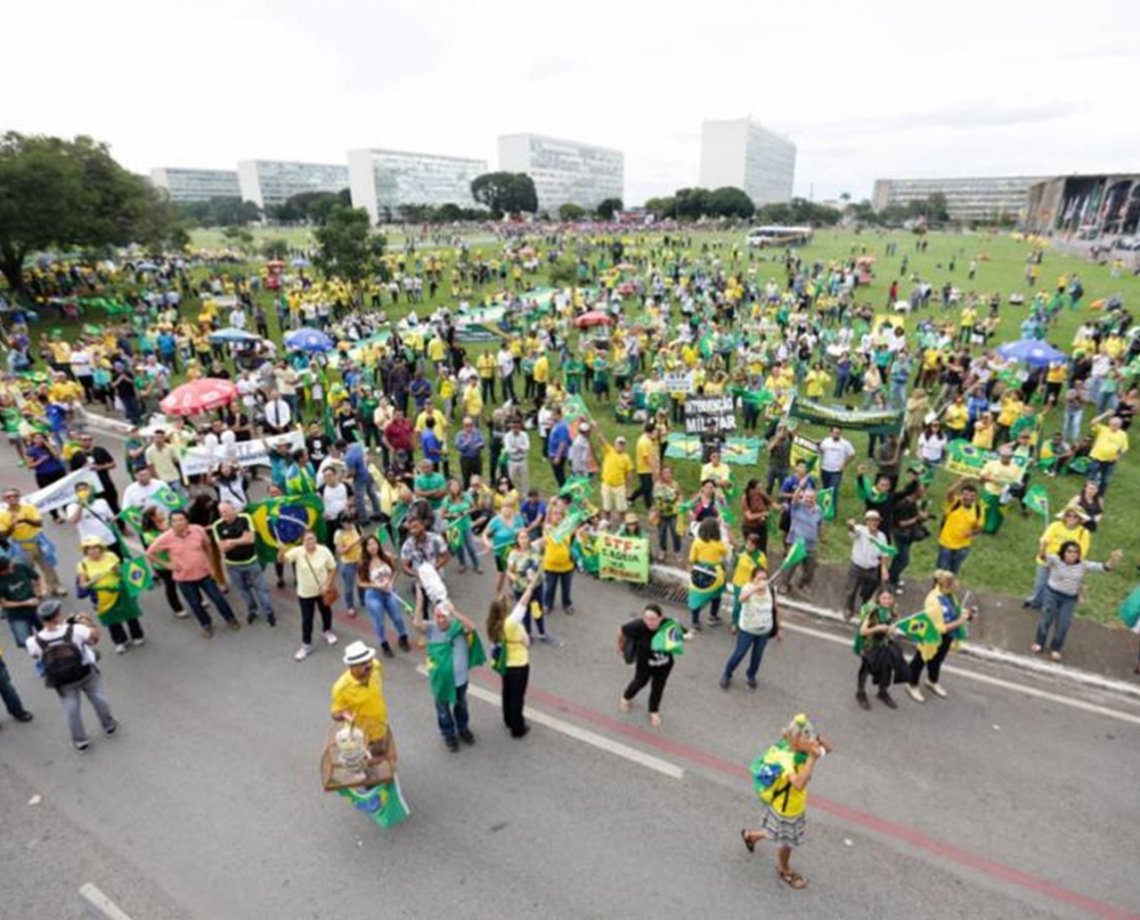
323, 605, 1135, 919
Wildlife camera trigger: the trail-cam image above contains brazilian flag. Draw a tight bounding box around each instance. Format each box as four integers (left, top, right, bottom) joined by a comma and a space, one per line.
247, 495, 325, 564
650, 618, 687, 656
426, 619, 487, 704
868, 534, 898, 559
817, 488, 836, 521
120, 554, 154, 597
337, 779, 411, 828
688, 563, 725, 612
895, 611, 941, 645
153, 485, 186, 512
117, 506, 145, 537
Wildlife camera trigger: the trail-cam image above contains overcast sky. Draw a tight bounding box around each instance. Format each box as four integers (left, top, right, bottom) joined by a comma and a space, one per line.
7, 0, 1139, 205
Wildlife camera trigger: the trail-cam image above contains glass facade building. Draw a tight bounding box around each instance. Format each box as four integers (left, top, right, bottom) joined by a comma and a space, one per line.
237, 160, 349, 210
497, 134, 623, 213
348, 149, 487, 223
150, 168, 240, 203
871, 176, 1047, 223
699, 119, 796, 207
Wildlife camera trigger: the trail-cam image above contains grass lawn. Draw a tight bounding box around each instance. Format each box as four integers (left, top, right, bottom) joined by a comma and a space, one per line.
37, 226, 1140, 622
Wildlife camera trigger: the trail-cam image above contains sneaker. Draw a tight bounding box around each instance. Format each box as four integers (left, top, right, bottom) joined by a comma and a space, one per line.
276, 579, 286, 589
563, 606, 576, 616
267, 615, 277, 627
473, 567, 484, 575
746, 677, 757, 690
174, 609, 190, 619
323, 630, 338, 645
1050, 651, 1062, 662
200, 625, 214, 639
131, 637, 146, 647
538, 634, 563, 647
445, 736, 460, 752
905, 684, 926, 703
398, 635, 411, 652
719, 675, 731, 690
708, 615, 723, 627
104, 722, 118, 737
14, 711, 33, 723
226, 619, 241, 631
690, 622, 702, 632
74, 740, 90, 753
856, 690, 871, 710
925, 681, 948, 699
381, 642, 395, 659
114, 643, 127, 654
1030, 643, 1043, 653
618, 697, 632, 713
877, 690, 898, 709
458, 730, 476, 745
246, 613, 258, 625
294, 644, 313, 661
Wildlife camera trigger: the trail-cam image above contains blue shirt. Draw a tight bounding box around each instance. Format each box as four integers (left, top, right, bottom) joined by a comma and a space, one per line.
420, 429, 442, 464
780, 474, 817, 496
788, 503, 823, 549
520, 499, 547, 529
344, 443, 370, 483
456, 428, 484, 459
548, 421, 571, 461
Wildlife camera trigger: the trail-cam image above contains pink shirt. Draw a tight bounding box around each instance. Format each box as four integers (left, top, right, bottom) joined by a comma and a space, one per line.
149, 525, 214, 582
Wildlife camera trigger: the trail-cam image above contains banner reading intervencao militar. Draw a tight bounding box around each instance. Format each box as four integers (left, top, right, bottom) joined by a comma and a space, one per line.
788, 394, 904, 435
684, 396, 737, 434
598, 533, 650, 584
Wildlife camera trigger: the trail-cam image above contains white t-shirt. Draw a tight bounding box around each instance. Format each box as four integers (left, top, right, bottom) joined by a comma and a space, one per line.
321, 482, 349, 520
26, 622, 98, 665
67, 498, 117, 545
497, 350, 515, 377
122, 479, 168, 511
818, 437, 855, 473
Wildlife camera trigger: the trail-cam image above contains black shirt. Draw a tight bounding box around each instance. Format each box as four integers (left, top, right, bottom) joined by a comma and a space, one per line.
213, 515, 257, 565
621, 619, 672, 668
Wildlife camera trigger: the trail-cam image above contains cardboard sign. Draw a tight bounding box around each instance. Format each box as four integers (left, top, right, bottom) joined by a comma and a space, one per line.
598, 533, 650, 584
663, 370, 694, 394
684, 396, 736, 434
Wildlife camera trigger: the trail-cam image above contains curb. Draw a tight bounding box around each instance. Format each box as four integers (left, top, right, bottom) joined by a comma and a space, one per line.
79, 884, 134, 920
649, 563, 1140, 702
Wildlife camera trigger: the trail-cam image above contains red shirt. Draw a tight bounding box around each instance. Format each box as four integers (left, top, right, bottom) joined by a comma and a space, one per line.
385, 418, 414, 453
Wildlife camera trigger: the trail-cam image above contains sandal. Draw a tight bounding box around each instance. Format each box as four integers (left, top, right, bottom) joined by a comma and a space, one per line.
740, 829, 756, 853
778, 869, 807, 890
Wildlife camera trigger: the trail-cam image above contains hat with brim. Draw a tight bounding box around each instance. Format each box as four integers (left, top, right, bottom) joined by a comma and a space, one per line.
342, 640, 375, 666
81, 535, 107, 548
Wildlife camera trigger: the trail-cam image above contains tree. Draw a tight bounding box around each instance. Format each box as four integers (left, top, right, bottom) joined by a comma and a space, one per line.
596, 197, 623, 220
220, 225, 254, 250
0, 132, 153, 293
135, 186, 190, 255
313, 205, 386, 285
262, 237, 290, 260
559, 203, 587, 220
176, 196, 261, 228
672, 187, 712, 219
708, 187, 755, 218
470, 172, 538, 216
644, 196, 677, 218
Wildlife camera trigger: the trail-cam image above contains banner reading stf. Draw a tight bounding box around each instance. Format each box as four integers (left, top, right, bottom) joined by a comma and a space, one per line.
598, 533, 650, 584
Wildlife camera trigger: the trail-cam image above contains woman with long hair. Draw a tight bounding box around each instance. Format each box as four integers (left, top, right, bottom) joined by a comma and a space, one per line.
904, 570, 976, 703
1032, 541, 1121, 661
688, 517, 731, 631
441, 477, 482, 574
333, 511, 365, 619
356, 534, 410, 658
652, 466, 682, 564
482, 497, 525, 596
740, 478, 777, 555
487, 570, 541, 738
279, 529, 338, 662
139, 506, 187, 618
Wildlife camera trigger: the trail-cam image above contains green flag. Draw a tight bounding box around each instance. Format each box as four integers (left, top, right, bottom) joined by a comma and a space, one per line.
117, 506, 144, 537
868, 534, 898, 558
1024, 484, 1050, 520
120, 554, 154, 597
558, 475, 592, 502
894, 611, 941, 645
817, 488, 836, 521
650, 618, 687, 655
551, 509, 586, 543
780, 538, 808, 572
153, 485, 186, 512
427, 620, 486, 704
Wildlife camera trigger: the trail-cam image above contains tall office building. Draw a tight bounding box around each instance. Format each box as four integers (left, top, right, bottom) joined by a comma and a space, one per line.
237, 160, 349, 210
347, 149, 488, 223
698, 119, 796, 207
497, 134, 623, 213
150, 168, 240, 203
871, 176, 1046, 223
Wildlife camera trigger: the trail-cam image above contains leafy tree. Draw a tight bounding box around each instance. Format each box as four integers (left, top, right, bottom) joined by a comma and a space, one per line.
708, 187, 755, 218
673, 187, 712, 219
435, 203, 464, 222
313, 205, 386, 285
596, 197, 623, 220
135, 185, 190, 255
0, 132, 153, 292
644, 196, 677, 218
262, 237, 290, 260
559, 203, 587, 220
470, 172, 538, 216
220, 225, 254, 250
176, 196, 261, 228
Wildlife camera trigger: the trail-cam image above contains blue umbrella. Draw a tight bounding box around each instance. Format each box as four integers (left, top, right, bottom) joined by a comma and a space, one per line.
208, 328, 261, 344
285, 327, 334, 353
291, 257, 311, 268
996, 339, 1067, 368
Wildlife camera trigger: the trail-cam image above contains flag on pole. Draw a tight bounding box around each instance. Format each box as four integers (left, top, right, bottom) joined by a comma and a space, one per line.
894, 611, 941, 645
117, 505, 144, 537
1024, 484, 1050, 520
779, 538, 808, 572
868, 534, 898, 558
650, 618, 687, 655
817, 488, 836, 521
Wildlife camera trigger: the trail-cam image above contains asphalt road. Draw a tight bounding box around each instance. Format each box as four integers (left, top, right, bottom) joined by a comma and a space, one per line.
1, 446, 1138, 920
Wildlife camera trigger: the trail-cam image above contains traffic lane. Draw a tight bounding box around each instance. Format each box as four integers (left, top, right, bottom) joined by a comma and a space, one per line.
1, 601, 1061, 920
430, 572, 1140, 916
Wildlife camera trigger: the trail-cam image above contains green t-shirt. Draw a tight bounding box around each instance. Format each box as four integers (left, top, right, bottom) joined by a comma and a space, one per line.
414, 472, 448, 509
0, 563, 40, 608
442, 495, 473, 534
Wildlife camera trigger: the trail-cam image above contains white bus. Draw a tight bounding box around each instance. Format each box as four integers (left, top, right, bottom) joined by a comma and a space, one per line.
746, 225, 814, 247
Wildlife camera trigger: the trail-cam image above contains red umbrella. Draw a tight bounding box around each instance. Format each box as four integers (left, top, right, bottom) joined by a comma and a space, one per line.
574, 310, 614, 328
160, 378, 238, 417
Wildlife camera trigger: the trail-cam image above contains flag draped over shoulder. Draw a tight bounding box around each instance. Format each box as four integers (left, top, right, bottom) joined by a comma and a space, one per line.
247, 495, 325, 564
650, 618, 686, 655
868, 534, 898, 558
894, 611, 941, 645
426, 620, 487, 704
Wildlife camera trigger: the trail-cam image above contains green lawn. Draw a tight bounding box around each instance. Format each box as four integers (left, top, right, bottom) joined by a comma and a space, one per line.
36, 226, 1140, 622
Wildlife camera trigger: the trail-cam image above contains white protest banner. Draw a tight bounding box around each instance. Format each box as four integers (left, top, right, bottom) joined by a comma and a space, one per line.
180, 431, 305, 480
684, 396, 737, 434
26, 468, 103, 514
663, 370, 694, 394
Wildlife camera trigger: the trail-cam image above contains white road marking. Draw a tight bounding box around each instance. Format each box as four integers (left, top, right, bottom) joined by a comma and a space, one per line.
414, 666, 685, 779
781, 620, 1140, 727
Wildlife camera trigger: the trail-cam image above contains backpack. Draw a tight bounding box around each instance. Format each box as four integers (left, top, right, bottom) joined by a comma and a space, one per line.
36, 624, 92, 689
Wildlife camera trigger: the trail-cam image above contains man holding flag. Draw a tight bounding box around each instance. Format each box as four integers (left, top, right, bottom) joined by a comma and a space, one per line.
842, 511, 892, 620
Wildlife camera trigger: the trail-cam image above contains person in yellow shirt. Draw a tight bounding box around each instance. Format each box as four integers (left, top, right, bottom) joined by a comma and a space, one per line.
599, 433, 634, 525
943, 395, 969, 438
0, 489, 64, 594
426, 335, 446, 371
533, 353, 549, 403
331, 640, 396, 769
628, 423, 659, 511
476, 351, 496, 403
995, 390, 1024, 444
1087, 411, 1129, 495
803, 364, 831, 400
936, 479, 982, 572
462, 379, 484, 421
689, 517, 731, 629
1024, 507, 1091, 608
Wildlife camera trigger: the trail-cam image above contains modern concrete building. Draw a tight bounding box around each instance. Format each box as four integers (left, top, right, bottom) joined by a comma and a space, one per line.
150, 167, 240, 203
871, 176, 1046, 223
1025, 174, 1140, 236
347, 149, 487, 223
237, 160, 349, 210
497, 134, 623, 213
698, 119, 796, 207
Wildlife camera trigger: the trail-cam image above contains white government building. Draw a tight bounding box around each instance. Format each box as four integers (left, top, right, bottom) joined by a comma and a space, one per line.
497, 133, 624, 213
150, 167, 240, 203
237, 160, 350, 210
698, 118, 796, 207
347, 148, 488, 223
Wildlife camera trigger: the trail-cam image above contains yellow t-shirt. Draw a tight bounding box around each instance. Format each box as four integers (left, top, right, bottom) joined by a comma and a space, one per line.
533, 355, 549, 383
804, 370, 831, 399
690, 538, 728, 566
0, 503, 43, 544
700, 461, 731, 485
635, 434, 656, 475
329, 662, 388, 743
601, 445, 633, 487
463, 386, 483, 416
542, 531, 574, 573
477, 353, 496, 379
944, 404, 968, 432
1036, 521, 1090, 565
504, 618, 529, 667
427, 338, 446, 362
732, 551, 768, 587
939, 500, 981, 550
971, 423, 995, 450
334, 528, 363, 564
1089, 424, 1128, 463
77, 553, 121, 615
285, 545, 336, 598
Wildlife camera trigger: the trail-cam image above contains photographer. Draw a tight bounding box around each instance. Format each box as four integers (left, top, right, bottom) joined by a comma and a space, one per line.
25, 600, 117, 753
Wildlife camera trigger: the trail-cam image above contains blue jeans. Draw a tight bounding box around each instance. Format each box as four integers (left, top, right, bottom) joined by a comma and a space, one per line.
364, 588, 407, 643
226, 564, 275, 619
1026, 564, 1049, 607
5, 608, 41, 648
821, 469, 843, 496
1087, 459, 1116, 496
435, 682, 469, 740
1035, 587, 1078, 651
0, 657, 30, 717
543, 569, 573, 612
1063, 407, 1083, 444
338, 562, 365, 610
177, 577, 236, 628
453, 528, 481, 569
723, 631, 770, 681
353, 479, 381, 520
936, 546, 969, 574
